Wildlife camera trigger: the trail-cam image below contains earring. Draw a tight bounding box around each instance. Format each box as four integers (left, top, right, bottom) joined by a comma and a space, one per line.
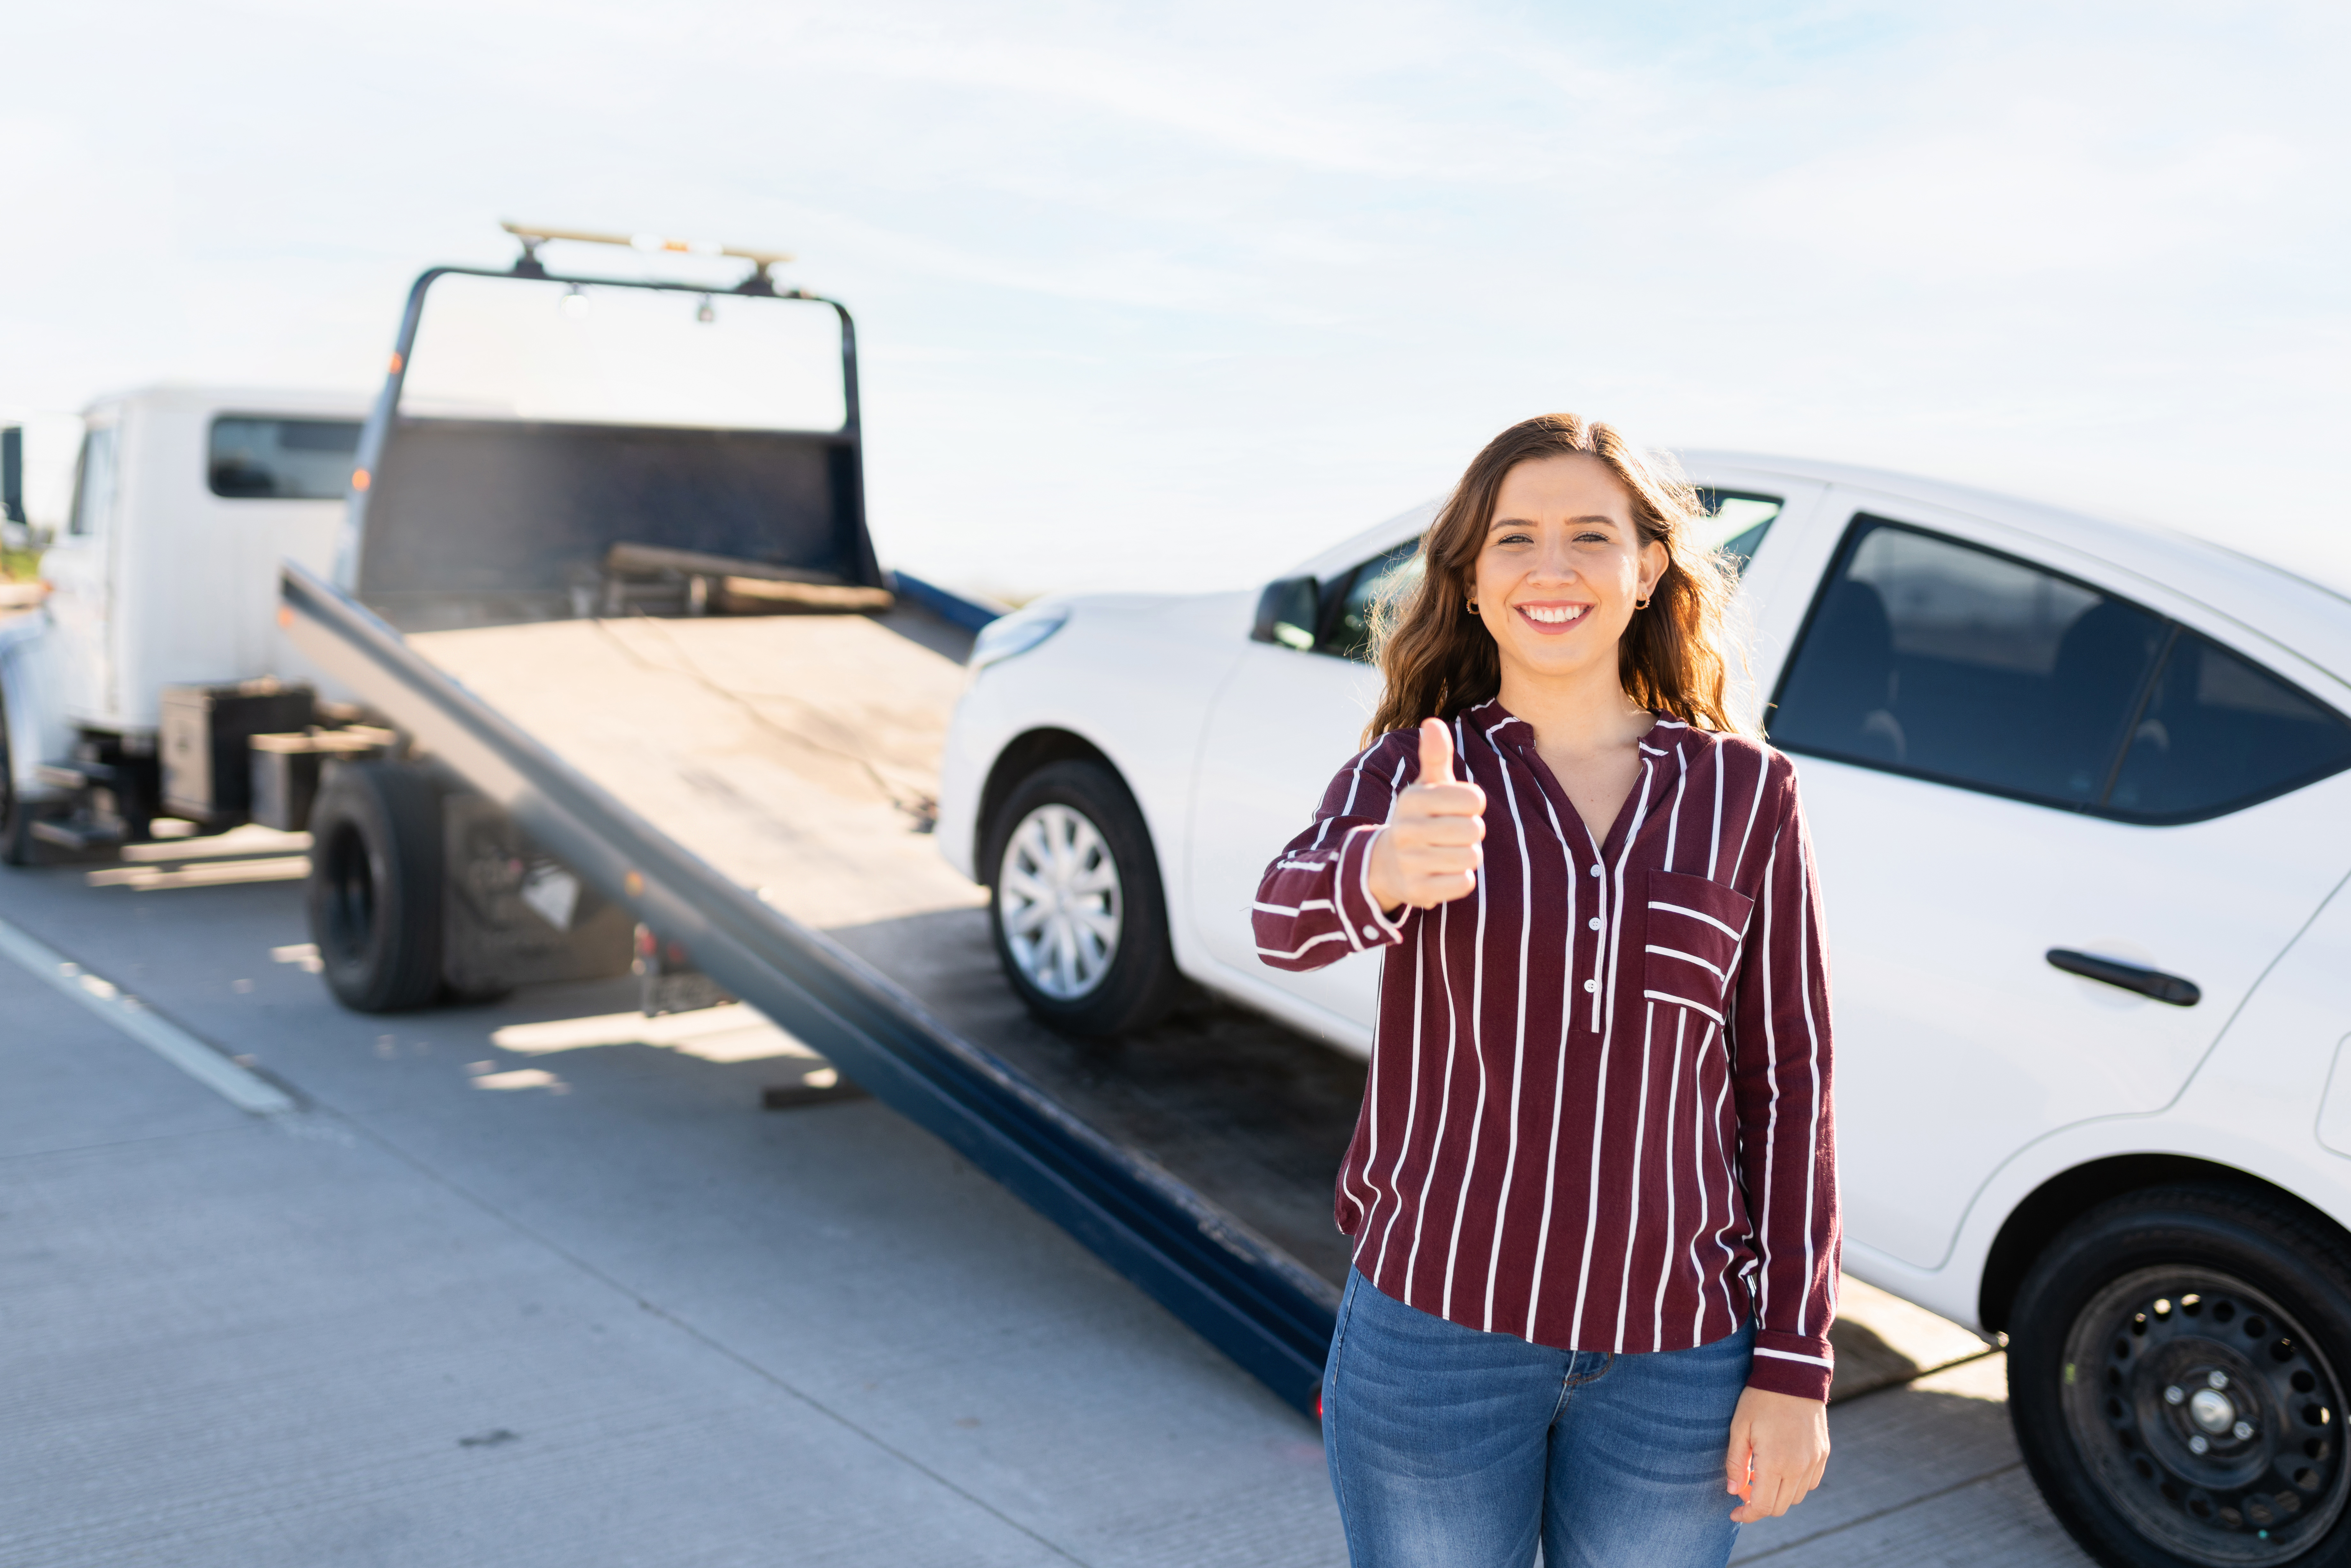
1634, 594, 1651, 610
1466, 597, 1480, 614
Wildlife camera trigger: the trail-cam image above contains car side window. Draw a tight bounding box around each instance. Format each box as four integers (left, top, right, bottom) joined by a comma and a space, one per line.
2106, 631, 2351, 821
1321, 542, 1422, 663
1771, 517, 2169, 809
1770, 516, 2351, 821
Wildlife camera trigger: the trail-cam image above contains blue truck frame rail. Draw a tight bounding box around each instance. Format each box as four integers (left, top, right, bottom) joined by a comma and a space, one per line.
888, 571, 1011, 634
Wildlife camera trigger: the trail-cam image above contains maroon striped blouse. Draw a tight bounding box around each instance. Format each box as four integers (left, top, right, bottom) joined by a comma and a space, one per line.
1254, 700, 1840, 1400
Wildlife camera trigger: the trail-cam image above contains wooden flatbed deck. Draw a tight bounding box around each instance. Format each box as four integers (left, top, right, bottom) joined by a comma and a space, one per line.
409, 607, 1368, 1287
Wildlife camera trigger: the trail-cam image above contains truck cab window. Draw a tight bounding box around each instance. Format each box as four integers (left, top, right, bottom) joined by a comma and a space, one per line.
208, 418, 364, 500
68, 425, 118, 536
1770, 517, 2167, 810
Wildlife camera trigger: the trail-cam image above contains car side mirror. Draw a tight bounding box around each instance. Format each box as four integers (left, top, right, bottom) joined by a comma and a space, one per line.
2, 426, 23, 525
1250, 576, 1318, 651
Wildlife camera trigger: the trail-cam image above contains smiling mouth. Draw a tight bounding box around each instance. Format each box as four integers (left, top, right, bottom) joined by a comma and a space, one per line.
1516, 603, 1589, 628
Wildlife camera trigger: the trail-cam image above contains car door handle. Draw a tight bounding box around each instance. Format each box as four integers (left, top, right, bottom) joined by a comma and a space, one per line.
2046, 949, 2201, 1007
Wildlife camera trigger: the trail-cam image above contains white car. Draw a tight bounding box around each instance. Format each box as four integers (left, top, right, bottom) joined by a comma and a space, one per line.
940, 453, 2351, 1567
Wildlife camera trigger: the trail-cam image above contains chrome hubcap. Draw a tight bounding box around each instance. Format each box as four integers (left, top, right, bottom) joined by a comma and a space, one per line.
997, 803, 1122, 1000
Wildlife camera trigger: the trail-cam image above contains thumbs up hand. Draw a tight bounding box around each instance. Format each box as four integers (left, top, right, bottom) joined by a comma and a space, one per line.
1366, 718, 1487, 912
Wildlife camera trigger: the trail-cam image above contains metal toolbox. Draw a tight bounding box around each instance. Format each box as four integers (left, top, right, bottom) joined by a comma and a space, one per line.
159, 680, 315, 825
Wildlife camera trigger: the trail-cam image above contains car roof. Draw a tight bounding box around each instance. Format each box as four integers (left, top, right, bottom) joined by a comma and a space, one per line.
1289, 451, 2351, 697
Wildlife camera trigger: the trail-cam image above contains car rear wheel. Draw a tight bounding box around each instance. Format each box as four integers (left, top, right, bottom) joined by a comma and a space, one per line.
984, 759, 1181, 1036
307, 761, 446, 1013
2010, 1184, 2351, 1568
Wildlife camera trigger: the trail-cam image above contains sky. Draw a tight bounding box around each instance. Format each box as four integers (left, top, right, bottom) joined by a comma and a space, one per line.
2, 0, 2345, 598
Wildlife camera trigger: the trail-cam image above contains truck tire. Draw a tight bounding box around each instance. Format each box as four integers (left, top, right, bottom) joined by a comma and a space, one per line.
0, 795, 34, 866
2009, 1183, 2351, 1568
983, 759, 1183, 1037
307, 761, 445, 1012
0, 688, 43, 867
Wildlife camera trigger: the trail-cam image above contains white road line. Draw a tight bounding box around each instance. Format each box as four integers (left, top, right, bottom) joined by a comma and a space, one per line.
0, 913, 297, 1115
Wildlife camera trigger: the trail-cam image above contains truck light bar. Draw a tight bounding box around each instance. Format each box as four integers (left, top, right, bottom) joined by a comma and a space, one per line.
499, 220, 795, 294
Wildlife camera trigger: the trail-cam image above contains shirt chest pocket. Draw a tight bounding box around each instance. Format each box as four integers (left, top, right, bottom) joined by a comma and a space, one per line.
1641, 869, 1756, 1025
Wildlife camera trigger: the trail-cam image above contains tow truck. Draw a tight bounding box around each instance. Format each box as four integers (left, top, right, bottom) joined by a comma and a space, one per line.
0, 226, 1341, 1410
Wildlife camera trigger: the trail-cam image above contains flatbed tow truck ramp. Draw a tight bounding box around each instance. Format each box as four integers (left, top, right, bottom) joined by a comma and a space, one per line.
279, 232, 1355, 1415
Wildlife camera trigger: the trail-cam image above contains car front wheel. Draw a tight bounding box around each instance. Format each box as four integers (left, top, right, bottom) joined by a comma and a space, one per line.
2010, 1184, 2351, 1568
984, 759, 1181, 1036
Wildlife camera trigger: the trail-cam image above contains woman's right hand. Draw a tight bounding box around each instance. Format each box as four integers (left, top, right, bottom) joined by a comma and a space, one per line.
1365, 718, 1488, 912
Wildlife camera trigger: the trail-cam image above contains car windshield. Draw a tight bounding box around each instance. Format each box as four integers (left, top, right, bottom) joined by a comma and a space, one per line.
1325, 543, 1422, 661
1692, 490, 1781, 573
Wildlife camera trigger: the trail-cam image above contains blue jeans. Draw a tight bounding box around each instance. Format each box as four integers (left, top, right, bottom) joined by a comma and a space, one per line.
1322, 1270, 1754, 1568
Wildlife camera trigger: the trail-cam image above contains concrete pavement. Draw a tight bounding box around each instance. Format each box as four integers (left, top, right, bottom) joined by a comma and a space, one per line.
0, 850, 2093, 1566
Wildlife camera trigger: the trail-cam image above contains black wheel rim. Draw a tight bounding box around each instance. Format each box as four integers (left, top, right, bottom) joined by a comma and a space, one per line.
318, 821, 378, 963
2062, 1265, 2349, 1564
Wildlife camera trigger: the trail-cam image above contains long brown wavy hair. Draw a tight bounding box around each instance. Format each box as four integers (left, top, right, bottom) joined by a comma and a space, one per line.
1364, 412, 1747, 745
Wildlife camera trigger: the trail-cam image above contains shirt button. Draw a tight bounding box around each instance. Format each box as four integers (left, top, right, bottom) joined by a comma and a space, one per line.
1583, 979, 1599, 993
1587, 917, 1602, 931
1589, 865, 1602, 878
1362, 924, 1378, 939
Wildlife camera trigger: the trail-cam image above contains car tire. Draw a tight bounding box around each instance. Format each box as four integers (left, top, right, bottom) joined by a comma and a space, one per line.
983, 759, 1183, 1036
307, 761, 446, 1013
2009, 1183, 2351, 1568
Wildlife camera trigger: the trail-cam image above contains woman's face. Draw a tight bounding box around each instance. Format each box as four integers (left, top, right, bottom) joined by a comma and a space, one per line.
1471, 453, 1666, 691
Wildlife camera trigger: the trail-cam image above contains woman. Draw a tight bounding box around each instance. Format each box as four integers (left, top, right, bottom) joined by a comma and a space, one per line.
1254, 413, 1836, 1567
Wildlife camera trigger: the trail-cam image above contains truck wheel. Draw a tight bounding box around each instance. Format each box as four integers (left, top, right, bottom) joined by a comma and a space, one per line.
0, 797, 33, 866
984, 759, 1183, 1036
2009, 1183, 2351, 1568
306, 762, 445, 1012
0, 688, 43, 867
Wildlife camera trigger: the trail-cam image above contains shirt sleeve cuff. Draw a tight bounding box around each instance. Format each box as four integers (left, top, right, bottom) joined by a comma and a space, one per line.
1334, 824, 1405, 951
1747, 1331, 1834, 1402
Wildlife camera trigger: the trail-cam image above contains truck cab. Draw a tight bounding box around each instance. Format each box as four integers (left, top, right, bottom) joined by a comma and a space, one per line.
2, 385, 369, 855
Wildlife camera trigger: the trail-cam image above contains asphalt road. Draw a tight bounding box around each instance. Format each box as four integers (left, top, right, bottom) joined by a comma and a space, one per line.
0, 842, 2097, 1567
